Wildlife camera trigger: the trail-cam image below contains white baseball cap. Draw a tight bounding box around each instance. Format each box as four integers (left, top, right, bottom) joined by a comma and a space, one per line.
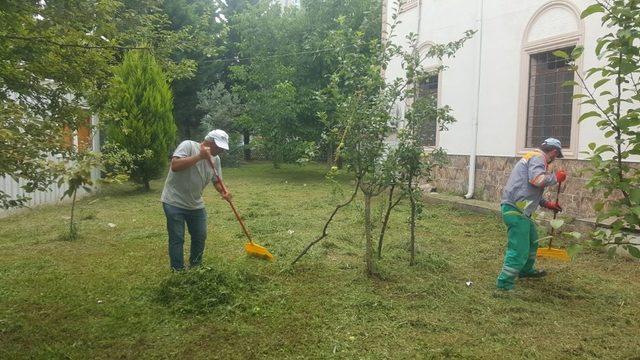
205, 129, 229, 150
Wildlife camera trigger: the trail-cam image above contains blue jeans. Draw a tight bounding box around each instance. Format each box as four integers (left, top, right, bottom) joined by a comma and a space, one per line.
162, 202, 207, 270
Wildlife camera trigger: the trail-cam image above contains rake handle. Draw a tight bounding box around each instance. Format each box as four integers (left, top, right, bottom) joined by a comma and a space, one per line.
548, 181, 562, 248
205, 156, 254, 244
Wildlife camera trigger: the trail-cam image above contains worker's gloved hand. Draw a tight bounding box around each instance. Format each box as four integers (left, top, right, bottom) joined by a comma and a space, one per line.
544, 201, 563, 212
555, 170, 567, 183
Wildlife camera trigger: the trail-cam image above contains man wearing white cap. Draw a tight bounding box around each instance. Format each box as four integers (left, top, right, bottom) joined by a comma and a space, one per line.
161, 129, 231, 271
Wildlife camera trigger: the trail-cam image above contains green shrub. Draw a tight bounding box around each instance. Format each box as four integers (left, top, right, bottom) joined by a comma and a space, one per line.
105, 50, 177, 191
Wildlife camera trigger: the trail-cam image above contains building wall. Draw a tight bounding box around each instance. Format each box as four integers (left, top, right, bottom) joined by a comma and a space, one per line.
433, 154, 610, 219
384, 0, 639, 215
383, 0, 638, 161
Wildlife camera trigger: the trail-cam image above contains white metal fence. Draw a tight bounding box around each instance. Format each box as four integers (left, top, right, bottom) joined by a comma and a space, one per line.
0, 115, 100, 218
0, 175, 92, 218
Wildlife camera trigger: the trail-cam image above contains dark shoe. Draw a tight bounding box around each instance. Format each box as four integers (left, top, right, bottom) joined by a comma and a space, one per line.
519, 269, 547, 278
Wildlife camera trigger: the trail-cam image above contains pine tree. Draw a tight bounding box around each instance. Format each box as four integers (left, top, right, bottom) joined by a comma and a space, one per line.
106, 50, 177, 190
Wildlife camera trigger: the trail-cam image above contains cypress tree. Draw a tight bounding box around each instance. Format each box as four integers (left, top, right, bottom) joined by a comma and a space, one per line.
106, 50, 177, 190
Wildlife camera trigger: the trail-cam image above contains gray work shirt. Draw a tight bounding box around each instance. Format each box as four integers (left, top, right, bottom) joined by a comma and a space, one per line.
161, 140, 222, 210
501, 150, 558, 216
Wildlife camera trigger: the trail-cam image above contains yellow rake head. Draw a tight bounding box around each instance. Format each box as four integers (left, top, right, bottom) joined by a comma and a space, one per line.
537, 247, 570, 262
244, 241, 274, 261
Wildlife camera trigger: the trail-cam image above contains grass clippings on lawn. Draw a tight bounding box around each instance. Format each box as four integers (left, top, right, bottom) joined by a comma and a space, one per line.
1, 162, 639, 359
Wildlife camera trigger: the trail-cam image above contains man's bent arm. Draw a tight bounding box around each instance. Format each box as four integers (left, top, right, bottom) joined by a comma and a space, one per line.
170, 155, 202, 172
528, 156, 557, 188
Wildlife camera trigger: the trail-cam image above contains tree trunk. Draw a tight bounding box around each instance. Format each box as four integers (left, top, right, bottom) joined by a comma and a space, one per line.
70, 190, 77, 240
364, 193, 376, 276
143, 179, 151, 191
243, 130, 251, 161
377, 185, 395, 259
614, 50, 630, 204
409, 186, 416, 266
326, 142, 334, 168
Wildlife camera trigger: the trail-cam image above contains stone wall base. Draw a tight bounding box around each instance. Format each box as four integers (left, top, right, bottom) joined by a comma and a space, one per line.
432, 154, 610, 219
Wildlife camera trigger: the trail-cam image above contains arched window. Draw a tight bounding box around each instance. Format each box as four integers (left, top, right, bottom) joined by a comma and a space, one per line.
412, 41, 442, 148
517, 0, 584, 157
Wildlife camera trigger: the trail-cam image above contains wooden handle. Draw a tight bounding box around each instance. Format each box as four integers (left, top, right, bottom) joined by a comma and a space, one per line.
226, 197, 254, 243
548, 182, 562, 248
205, 156, 254, 244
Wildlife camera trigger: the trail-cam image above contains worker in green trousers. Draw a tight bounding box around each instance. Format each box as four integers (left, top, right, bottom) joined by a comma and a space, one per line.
497, 138, 567, 290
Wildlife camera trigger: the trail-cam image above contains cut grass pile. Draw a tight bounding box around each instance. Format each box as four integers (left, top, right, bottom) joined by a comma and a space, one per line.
154, 261, 262, 315
0, 162, 639, 359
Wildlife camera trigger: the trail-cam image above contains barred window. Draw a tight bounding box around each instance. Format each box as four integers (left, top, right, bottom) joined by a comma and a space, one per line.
418, 74, 438, 147
525, 46, 574, 148
400, 0, 419, 12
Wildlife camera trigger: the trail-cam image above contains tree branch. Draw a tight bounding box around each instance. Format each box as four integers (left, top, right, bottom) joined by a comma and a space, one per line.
291, 175, 363, 265
602, 241, 639, 246
629, 71, 640, 95
615, 49, 631, 204
377, 184, 405, 259
575, 70, 616, 128
1, 35, 149, 50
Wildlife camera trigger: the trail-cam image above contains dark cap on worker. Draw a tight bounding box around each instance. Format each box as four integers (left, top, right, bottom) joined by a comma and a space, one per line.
541, 138, 564, 158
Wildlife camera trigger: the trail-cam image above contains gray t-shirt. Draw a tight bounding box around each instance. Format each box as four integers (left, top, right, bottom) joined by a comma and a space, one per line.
501, 150, 558, 216
161, 140, 222, 210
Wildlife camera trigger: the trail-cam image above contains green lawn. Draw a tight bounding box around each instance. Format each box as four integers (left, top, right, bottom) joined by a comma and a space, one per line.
1, 162, 639, 359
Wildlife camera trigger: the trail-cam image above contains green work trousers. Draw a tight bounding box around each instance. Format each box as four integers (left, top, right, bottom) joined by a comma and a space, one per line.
496, 204, 539, 290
